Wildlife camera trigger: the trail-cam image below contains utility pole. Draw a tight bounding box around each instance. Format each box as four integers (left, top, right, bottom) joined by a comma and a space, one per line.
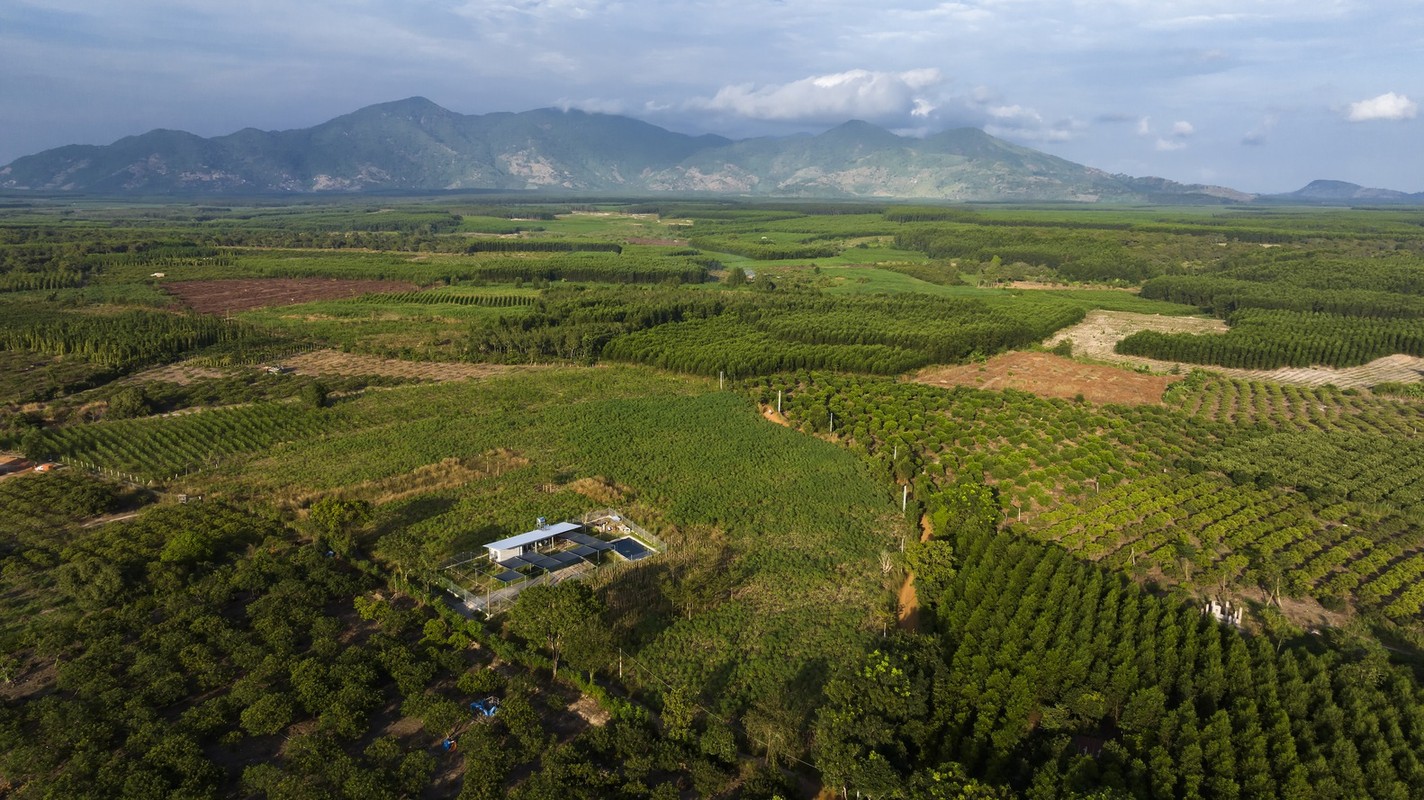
902, 484, 908, 513
777, 389, 782, 414
719, 370, 724, 390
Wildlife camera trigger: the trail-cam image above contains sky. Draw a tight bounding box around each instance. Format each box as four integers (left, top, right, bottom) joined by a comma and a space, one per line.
2, 0, 1421, 194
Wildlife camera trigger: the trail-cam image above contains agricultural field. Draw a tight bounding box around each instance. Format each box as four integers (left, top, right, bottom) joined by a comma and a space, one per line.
163, 277, 417, 314
8, 197, 1424, 798
914, 351, 1181, 405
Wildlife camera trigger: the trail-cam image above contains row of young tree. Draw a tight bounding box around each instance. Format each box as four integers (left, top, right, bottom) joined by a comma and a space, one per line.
814, 483, 1424, 799
892, 224, 1166, 284
0, 308, 285, 372
24, 400, 339, 481
1164, 373, 1424, 440
462, 240, 623, 255
1138, 276, 1424, 319
353, 291, 536, 308
685, 235, 841, 261
1116, 309, 1424, 369
465, 288, 1085, 375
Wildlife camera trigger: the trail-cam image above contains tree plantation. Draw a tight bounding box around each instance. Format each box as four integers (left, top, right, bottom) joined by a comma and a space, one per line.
6, 196, 1424, 798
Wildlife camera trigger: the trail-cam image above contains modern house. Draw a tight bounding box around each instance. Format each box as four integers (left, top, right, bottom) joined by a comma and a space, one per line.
483, 520, 584, 562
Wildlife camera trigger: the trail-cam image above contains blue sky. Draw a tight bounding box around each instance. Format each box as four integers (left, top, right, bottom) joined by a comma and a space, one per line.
2, 0, 1420, 193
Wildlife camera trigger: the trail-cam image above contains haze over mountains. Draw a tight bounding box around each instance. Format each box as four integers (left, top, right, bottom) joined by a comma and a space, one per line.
2, 97, 1418, 204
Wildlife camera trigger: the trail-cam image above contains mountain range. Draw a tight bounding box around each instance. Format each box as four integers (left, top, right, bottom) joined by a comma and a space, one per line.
1, 97, 1418, 203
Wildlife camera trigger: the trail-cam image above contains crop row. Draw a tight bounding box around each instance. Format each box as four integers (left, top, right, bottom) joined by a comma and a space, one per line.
1209, 431, 1424, 505
352, 292, 535, 308
1165, 373, 1424, 438
1033, 470, 1424, 616
0, 270, 86, 293
756, 372, 1222, 511
1118, 309, 1424, 369
33, 402, 338, 482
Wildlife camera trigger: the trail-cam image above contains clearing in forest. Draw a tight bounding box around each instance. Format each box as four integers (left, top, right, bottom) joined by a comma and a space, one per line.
164, 277, 416, 314
1048, 310, 1424, 389
1047, 309, 1227, 361
914, 351, 1180, 405
121, 361, 234, 386
280, 349, 548, 382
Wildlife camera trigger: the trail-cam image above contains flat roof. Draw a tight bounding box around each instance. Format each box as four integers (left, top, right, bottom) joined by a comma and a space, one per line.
548, 551, 582, 568
524, 553, 562, 571
484, 521, 582, 553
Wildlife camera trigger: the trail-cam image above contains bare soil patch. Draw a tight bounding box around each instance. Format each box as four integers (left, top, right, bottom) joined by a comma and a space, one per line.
915, 351, 1181, 406
280, 349, 546, 382
897, 574, 921, 632
569, 695, 611, 727
896, 516, 936, 633
1048, 310, 1424, 389
1048, 310, 1227, 362
0, 455, 34, 480
0, 653, 55, 702
164, 278, 416, 314
761, 406, 792, 427
122, 361, 234, 386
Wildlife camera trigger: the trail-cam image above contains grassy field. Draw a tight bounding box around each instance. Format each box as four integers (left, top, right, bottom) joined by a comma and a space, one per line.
237, 286, 539, 357
175, 365, 902, 713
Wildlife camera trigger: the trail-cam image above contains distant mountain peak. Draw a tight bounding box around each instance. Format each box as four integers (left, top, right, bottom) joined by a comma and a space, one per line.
0, 98, 1270, 202
1274, 179, 1420, 204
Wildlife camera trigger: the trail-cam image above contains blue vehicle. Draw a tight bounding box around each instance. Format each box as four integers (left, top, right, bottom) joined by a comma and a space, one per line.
470, 696, 500, 718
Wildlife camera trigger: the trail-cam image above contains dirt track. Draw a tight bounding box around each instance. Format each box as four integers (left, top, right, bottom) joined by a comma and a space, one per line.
896, 516, 935, 633
1048, 310, 1424, 389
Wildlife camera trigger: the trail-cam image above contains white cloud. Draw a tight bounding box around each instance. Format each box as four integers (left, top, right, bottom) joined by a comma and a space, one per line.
1346, 92, 1418, 122
1171, 120, 1195, 137
1136, 116, 1152, 136
987, 105, 1043, 126
1155, 138, 1187, 151
1241, 113, 1278, 146
556, 97, 628, 115
693, 69, 948, 124
985, 106, 1083, 143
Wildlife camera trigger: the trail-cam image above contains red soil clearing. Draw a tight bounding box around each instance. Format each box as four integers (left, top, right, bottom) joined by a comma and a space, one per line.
915, 351, 1181, 406
163, 278, 416, 314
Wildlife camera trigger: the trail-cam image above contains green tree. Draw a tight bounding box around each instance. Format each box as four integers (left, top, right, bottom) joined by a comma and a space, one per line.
240, 693, 295, 736
107, 386, 152, 419
308, 496, 372, 553
659, 541, 737, 620
508, 581, 602, 678
905, 538, 956, 603
302, 380, 329, 409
